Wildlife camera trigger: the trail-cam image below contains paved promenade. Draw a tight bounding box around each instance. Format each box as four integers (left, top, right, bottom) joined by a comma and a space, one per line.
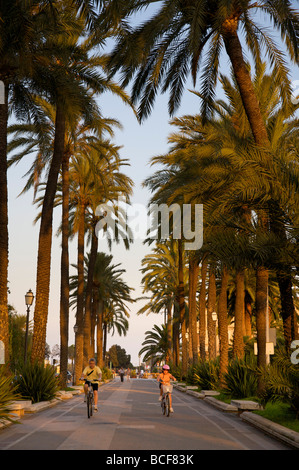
0, 377, 292, 452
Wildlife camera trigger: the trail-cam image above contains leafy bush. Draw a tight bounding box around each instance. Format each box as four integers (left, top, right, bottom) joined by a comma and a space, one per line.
258, 347, 299, 418
15, 361, 59, 403
194, 359, 220, 390
168, 362, 182, 381
0, 365, 20, 422
186, 366, 197, 385
222, 354, 258, 398
101, 367, 113, 381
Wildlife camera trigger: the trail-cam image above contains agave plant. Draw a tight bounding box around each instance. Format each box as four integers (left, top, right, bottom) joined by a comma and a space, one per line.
222, 354, 258, 398
15, 361, 59, 404
0, 366, 20, 423
194, 359, 220, 391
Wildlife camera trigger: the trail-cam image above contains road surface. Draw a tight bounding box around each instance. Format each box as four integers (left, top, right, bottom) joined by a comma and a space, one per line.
0, 377, 291, 452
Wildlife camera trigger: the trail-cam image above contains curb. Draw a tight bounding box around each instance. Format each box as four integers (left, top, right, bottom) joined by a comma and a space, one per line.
174, 384, 299, 449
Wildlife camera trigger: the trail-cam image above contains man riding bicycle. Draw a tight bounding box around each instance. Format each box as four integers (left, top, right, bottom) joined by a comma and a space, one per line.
157, 364, 176, 413
81, 358, 102, 412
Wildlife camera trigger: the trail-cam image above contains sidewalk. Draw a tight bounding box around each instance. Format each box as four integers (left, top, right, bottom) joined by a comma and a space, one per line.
173, 383, 299, 449
0, 380, 111, 430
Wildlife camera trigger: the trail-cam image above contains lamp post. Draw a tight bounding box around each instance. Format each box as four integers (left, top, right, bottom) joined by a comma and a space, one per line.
24, 289, 34, 363
73, 324, 78, 384
211, 312, 218, 358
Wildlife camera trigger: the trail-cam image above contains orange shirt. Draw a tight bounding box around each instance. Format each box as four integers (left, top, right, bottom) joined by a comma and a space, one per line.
157, 371, 176, 385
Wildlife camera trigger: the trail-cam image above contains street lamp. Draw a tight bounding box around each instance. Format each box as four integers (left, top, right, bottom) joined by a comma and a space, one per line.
24, 289, 34, 363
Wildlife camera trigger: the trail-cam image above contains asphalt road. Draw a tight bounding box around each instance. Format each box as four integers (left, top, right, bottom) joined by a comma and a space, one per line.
0, 377, 291, 452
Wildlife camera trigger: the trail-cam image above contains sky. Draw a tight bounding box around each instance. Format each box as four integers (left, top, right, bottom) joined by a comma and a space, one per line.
7, 4, 299, 367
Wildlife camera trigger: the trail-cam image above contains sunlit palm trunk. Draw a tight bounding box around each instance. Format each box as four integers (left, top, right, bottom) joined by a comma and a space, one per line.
96, 298, 104, 368
198, 257, 207, 361
270, 207, 297, 347
31, 101, 65, 364
218, 264, 229, 385
189, 255, 199, 365
223, 24, 271, 372
74, 201, 85, 382
166, 301, 172, 363
207, 263, 217, 360
178, 239, 187, 376
233, 269, 245, 359
0, 82, 9, 363
84, 219, 98, 362
60, 150, 70, 388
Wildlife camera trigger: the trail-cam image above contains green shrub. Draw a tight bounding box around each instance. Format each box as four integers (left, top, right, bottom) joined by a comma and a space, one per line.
168, 362, 182, 381
101, 367, 113, 381
15, 361, 59, 403
258, 347, 299, 418
222, 354, 258, 398
0, 365, 20, 422
186, 366, 197, 385
194, 358, 220, 390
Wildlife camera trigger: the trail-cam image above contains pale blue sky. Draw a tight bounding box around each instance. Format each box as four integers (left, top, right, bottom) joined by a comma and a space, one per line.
7, 4, 299, 366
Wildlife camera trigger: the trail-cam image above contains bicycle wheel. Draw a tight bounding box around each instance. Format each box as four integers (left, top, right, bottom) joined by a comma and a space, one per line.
165, 393, 170, 417
161, 396, 166, 415
87, 392, 93, 418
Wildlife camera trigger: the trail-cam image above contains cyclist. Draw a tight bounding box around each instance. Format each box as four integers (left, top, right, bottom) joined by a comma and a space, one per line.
81, 358, 102, 412
157, 364, 176, 413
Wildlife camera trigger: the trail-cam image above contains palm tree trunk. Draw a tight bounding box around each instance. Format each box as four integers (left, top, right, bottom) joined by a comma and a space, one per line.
233, 269, 245, 359
172, 312, 180, 367
59, 150, 70, 388
218, 264, 229, 386
207, 263, 217, 360
189, 255, 199, 365
0, 81, 9, 364
103, 322, 108, 366
74, 200, 85, 383
277, 273, 298, 347
84, 219, 98, 362
178, 239, 187, 376
256, 265, 269, 387
198, 257, 208, 361
245, 291, 253, 338
90, 293, 97, 357
96, 299, 104, 368
166, 301, 172, 363
222, 26, 270, 146
223, 26, 271, 372
31, 101, 65, 364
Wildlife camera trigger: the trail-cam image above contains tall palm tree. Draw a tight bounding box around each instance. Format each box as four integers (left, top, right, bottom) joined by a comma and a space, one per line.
139, 240, 183, 366
107, 0, 299, 372
0, 0, 58, 364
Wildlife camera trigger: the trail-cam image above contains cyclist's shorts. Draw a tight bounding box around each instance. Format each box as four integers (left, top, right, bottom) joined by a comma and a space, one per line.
85, 380, 99, 391
162, 384, 173, 394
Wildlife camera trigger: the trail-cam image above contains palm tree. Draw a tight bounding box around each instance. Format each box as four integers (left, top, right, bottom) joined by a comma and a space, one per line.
0, 0, 58, 364
107, 0, 299, 372
139, 324, 169, 366
8, 1, 134, 365
139, 240, 184, 366
141, 61, 298, 381
70, 252, 133, 369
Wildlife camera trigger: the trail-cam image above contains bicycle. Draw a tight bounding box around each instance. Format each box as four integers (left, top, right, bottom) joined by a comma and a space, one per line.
160, 382, 173, 417
85, 379, 99, 418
